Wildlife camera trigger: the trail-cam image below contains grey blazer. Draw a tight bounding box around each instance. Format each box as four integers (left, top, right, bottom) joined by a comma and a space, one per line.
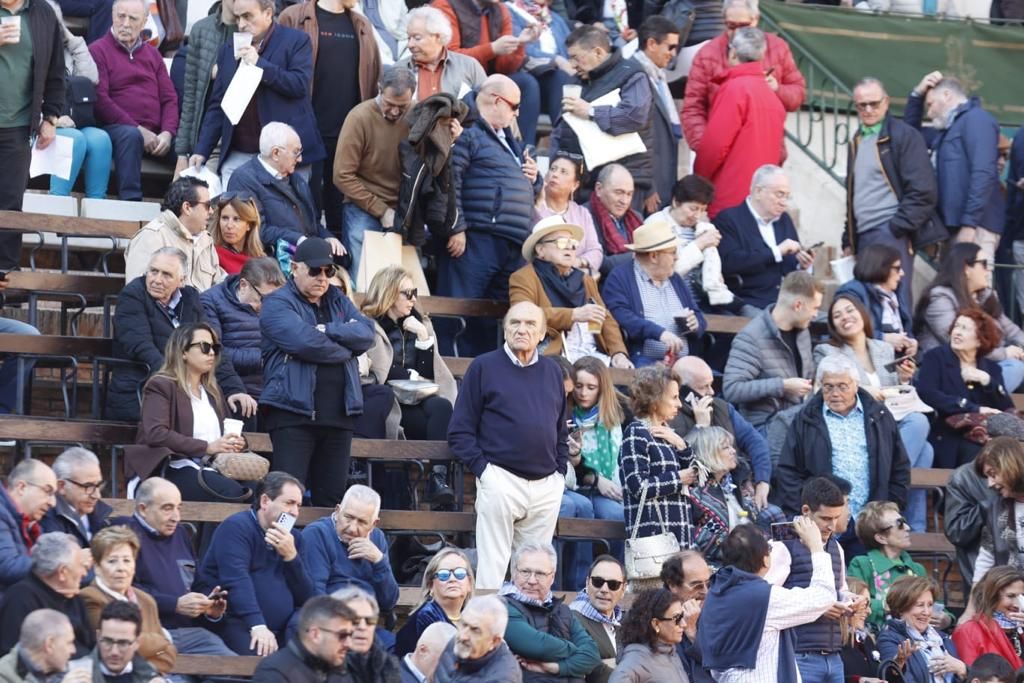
812, 339, 899, 387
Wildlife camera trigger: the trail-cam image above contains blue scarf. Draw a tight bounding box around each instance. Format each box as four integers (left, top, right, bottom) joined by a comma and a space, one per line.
569, 590, 622, 627
499, 582, 553, 608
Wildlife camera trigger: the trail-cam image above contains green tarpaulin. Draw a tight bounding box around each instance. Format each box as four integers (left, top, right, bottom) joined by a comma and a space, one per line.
760, 2, 1024, 123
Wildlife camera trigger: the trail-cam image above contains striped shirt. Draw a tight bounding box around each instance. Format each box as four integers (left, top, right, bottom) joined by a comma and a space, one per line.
633, 261, 687, 360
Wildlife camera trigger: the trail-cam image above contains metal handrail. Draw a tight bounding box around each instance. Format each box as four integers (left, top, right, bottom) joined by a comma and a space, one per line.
760, 11, 855, 186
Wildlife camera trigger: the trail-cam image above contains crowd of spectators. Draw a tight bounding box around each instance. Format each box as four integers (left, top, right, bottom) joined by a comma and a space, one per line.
1, 0, 1024, 680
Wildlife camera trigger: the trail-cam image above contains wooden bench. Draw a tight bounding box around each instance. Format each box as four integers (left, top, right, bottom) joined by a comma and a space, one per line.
0, 210, 142, 273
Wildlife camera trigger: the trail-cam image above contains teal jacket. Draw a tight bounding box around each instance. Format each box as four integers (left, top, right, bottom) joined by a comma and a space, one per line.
504, 596, 601, 680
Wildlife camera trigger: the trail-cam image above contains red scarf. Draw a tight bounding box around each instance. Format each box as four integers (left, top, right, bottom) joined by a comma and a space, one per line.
21, 515, 40, 549
216, 245, 250, 275
590, 194, 642, 255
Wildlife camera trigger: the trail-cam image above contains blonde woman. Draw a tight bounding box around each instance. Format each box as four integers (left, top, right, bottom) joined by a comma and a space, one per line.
210, 193, 264, 274
394, 548, 475, 656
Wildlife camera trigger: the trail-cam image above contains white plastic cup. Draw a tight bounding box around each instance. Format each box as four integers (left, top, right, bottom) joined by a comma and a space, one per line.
223, 418, 244, 436
1, 16, 20, 44
233, 32, 252, 58
562, 84, 582, 99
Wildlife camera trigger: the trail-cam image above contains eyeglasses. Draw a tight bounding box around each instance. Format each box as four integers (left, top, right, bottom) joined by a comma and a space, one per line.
315, 626, 354, 641
664, 42, 680, 52
274, 145, 303, 158
400, 288, 418, 300
590, 576, 624, 591
306, 264, 338, 278
187, 341, 223, 355
540, 237, 580, 251
434, 568, 469, 582
855, 99, 887, 112
516, 568, 554, 580
657, 612, 686, 625
880, 517, 911, 533
493, 93, 521, 112
65, 479, 106, 495
99, 637, 137, 650
725, 20, 752, 30
684, 579, 711, 591
352, 615, 379, 627
24, 481, 57, 497
890, 264, 904, 273
821, 382, 852, 394
191, 201, 212, 210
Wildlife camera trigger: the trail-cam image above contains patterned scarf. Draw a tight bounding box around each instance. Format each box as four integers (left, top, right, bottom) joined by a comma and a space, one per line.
996, 498, 1024, 570
569, 589, 622, 627
589, 192, 642, 255
499, 582, 553, 608
901, 621, 953, 683
573, 406, 622, 482
994, 611, 1021, 629
20, 515, 40, 550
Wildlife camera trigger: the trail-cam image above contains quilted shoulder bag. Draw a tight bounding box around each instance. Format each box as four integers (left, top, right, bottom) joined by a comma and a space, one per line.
196, 451, 270, 502
624, 481, 681, 582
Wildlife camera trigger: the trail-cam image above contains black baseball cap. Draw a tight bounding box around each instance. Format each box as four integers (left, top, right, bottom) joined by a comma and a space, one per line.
292, 237, 333, 268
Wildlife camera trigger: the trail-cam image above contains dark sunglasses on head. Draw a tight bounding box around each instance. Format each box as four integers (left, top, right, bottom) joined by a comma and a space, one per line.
553, 150, 586, 175
217, 191, 256, 207
306, 264, 338, 278
400, 288, 418, 300
434, 568, 469, 582
188, 341, 222, 355
590, 576, 623, 591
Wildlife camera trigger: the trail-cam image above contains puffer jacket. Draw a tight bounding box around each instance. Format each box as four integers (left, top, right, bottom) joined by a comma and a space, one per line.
0, 487, 32, 601
259, 279, 375, 418
450, 117, 542, 244
914, 285, 1024, 360
610, 643, 690, 683
175, 1, 235, 156
722, 306, 813, 428
201, 275, 263, 397
904, 94, 1003, 233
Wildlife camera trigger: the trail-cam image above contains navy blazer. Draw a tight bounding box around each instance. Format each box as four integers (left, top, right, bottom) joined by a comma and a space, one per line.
601, 260, 706, 367
714, 203, 800, 309
195, 23, 325, 166
227, 156, 328, 250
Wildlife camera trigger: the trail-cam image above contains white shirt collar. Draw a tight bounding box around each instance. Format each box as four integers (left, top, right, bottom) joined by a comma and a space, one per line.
503, 342, 539, 367
100, 659, 134, 677
258, 155, 285, 180
402, 655, 427, 683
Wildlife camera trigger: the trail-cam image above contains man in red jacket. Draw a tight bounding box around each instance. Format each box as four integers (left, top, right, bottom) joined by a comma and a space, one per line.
694, 27, 785, 218
682, 0, 803, 159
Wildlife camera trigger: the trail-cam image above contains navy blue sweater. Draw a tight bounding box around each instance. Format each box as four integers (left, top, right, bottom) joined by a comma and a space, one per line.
300, 516, 399, 610
125, 514, 203, 630
195, 510, 314, 643
447, 349, 568, 480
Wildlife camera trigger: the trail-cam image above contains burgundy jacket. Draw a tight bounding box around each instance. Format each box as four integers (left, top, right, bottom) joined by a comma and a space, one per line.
89, 32, 180, 134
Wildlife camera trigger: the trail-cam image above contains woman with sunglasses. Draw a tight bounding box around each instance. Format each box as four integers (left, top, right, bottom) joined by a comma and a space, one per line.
609, 587, 689, 682
569, 555, 627, 683
847, 501, 932, 632
953, 566, 1024, 668
915, 242, 1024, 392
128, 323, 249, 505
535, 152, 604, 277
209, 193, 265, 274
510, 216, 632, 368
394, 548, 474, 657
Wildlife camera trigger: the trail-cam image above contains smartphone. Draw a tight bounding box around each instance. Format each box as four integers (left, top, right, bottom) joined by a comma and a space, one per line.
523, 144, 536, 160
770, 521, 797, 542
208, 589, 228, 601
806, 241, 825, 251
883, 354, 915, 373
276, 512, 297, 533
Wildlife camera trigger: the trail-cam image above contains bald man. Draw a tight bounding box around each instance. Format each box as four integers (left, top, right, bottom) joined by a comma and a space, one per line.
671, 356, 773, 509
402, 622, 456, 683
448, 302, 569, 589
0, 459, 58, 597
438, 75, 543, 356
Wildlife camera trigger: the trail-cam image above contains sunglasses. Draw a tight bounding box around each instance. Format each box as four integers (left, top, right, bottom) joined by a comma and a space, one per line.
400, 288, 418, 300
590, 576, 623, 591
306, 264, 338, 278
188, 342, 222, 355
353, 615, 379, 627
855, 99, 887, 112
657, 612, 686, 625
540, 237, 580, 251
494, 93, 520, 112
434, 568, 469, 582
881, 517, 911, 533
217, 191, 256, 207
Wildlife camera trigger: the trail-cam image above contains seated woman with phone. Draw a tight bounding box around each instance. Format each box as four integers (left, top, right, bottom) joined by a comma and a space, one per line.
814, 294, 933, 532
834, 243, 917, 358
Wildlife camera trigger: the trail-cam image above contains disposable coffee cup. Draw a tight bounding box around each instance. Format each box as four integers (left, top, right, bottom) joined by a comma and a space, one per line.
233, 32, 252, 58
1, 16, 20, 43
562, 84, 582, 99
223, 418, 244, 436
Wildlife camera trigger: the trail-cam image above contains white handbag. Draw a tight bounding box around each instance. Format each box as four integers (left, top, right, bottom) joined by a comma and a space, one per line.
624, 481, 681, 582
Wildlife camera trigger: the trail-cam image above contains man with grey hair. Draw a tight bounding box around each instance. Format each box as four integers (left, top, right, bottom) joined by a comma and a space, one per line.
301, 484, 399, 611
500, 541, 600, 681
775, 353, 910, 525
1, 459, 58, 597
0, 609, 90, 683
334, 67, 418, 278
587, 163, 644, 277
715, 165, 811, 309
397, 6, 486, 99
334, 586, 402, 681
402, 622, 456, 683
683, 0, 804, 159
694, 27, 785, 218
189, 0, 326, 189
841, 76, 940, 306
108, 246, 255, 423
90, 0, 178, 200
40, 447, 112, 547
227, 122, 344, 255
906, 70, 1001, 262
0, 532, 94, 656
435, 595, 520, 682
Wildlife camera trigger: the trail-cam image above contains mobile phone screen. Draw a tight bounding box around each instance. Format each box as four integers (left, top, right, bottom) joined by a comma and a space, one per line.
276, 512, 297, 533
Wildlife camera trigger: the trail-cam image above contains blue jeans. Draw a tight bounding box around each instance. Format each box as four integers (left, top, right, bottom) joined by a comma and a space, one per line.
558, 490, 595, 590
50, 127, 112, 198
105, 124, 147, 200
999, 358, 1024, 393
898, 412, 934, 533
342, 203, 383, 287
0, 317, 39, 414
795, 652, 844, 683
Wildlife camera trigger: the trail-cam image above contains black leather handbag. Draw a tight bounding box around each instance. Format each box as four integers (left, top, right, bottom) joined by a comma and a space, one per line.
64, 75, 97, 128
